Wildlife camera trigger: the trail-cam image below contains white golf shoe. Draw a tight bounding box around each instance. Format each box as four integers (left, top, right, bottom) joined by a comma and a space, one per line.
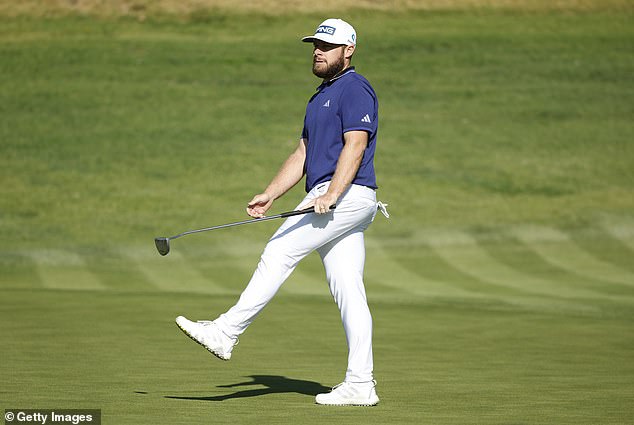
175, 316, 238, 361
315, 380, 380, 406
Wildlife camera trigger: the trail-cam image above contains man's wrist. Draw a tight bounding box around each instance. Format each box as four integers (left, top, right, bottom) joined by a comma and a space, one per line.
264, 187, 279, 201
324, 188, 342, 203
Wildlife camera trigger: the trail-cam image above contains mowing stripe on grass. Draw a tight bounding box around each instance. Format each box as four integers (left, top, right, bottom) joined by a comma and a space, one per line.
511, 225, 634, 287
26, 249, 106, 291
279, 272, 329, 296
193, 237, 333, 296
365, 238, 476, 298
376, 238, 530, 298
83, 248, 157, 292
0, 252, 41, 290
422, 230, 609, 300
123, 247, 228, 294
604, 222, 634, 252
571, 230, 634, 275
371, 236, 613, 313
194, 258, 253, 294
479, 233, 634, 298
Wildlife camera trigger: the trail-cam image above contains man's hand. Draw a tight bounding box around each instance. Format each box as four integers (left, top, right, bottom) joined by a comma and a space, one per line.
247, 193, 274, 218
304, 192, 338, 215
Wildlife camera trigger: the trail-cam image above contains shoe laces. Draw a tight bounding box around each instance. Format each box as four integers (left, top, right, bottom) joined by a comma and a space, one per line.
331, 380, 376, 392
195, 320, 239, 346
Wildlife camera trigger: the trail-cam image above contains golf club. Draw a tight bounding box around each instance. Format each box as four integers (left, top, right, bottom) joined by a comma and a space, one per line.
155, 205, 335, 256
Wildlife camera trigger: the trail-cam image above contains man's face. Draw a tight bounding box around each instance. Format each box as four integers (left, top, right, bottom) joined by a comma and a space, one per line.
312, 40, 346, 80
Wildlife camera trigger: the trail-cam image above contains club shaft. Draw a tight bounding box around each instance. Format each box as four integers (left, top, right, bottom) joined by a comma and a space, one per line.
168, 206, 324, 241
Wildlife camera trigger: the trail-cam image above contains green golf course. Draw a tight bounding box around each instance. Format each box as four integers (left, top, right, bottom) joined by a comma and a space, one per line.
1, 2, 633, 423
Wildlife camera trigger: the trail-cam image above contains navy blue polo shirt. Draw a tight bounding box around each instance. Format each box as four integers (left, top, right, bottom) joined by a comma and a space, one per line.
301, 67, 378, 192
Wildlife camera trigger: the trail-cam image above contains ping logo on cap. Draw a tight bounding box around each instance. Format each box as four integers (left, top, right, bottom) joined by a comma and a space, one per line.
316, 25, 336, 35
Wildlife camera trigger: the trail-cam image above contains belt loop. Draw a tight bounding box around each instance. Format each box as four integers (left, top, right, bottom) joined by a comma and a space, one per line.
315, 181, 329, 193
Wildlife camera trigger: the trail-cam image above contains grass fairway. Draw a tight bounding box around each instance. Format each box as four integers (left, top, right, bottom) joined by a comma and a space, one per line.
1, 7, 634, 424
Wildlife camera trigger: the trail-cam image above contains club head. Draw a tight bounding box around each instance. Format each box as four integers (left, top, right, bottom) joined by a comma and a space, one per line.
155, 237, 170, 256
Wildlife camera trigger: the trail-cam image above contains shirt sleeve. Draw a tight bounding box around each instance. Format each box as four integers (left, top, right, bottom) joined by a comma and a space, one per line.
301, 115, 308, 140
340, 81, 377, 136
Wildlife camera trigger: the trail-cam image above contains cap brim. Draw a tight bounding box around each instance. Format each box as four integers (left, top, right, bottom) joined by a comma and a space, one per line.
301, 34, 330, 43
301, 34, 352, 46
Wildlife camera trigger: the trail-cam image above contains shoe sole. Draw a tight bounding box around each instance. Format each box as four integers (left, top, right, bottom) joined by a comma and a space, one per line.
315, 397, 379, 407
315, 401, 379, 407
175, 320, 230, 361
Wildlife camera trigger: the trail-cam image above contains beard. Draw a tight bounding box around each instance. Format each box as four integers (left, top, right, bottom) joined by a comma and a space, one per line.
312, 51, 345, 80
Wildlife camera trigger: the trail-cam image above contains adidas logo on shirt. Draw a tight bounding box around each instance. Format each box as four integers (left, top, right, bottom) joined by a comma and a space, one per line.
323, 100, 330, 107
361, 114, 372, 123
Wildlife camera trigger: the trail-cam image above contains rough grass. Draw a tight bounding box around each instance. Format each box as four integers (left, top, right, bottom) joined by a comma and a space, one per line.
1, 12, 632, 246
0, 0, 632, 19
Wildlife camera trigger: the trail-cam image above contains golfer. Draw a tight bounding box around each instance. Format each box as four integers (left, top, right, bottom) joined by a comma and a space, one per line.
176, 18, 384, 406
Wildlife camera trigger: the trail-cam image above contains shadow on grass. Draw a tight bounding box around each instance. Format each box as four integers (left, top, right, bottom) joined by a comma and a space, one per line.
164, 375, 331, 402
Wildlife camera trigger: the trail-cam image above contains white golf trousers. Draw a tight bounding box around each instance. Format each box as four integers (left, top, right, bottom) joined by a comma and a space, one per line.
215, 182, 378, 383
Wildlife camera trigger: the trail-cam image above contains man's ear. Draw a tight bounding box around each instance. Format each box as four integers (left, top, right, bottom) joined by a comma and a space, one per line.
344, 44, 356, 60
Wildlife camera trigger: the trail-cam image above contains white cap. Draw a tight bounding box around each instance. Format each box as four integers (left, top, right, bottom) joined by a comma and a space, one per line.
301, 18, 357, 46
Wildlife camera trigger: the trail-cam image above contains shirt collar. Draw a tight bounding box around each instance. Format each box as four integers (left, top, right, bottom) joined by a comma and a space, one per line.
316, 66, 356, 91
